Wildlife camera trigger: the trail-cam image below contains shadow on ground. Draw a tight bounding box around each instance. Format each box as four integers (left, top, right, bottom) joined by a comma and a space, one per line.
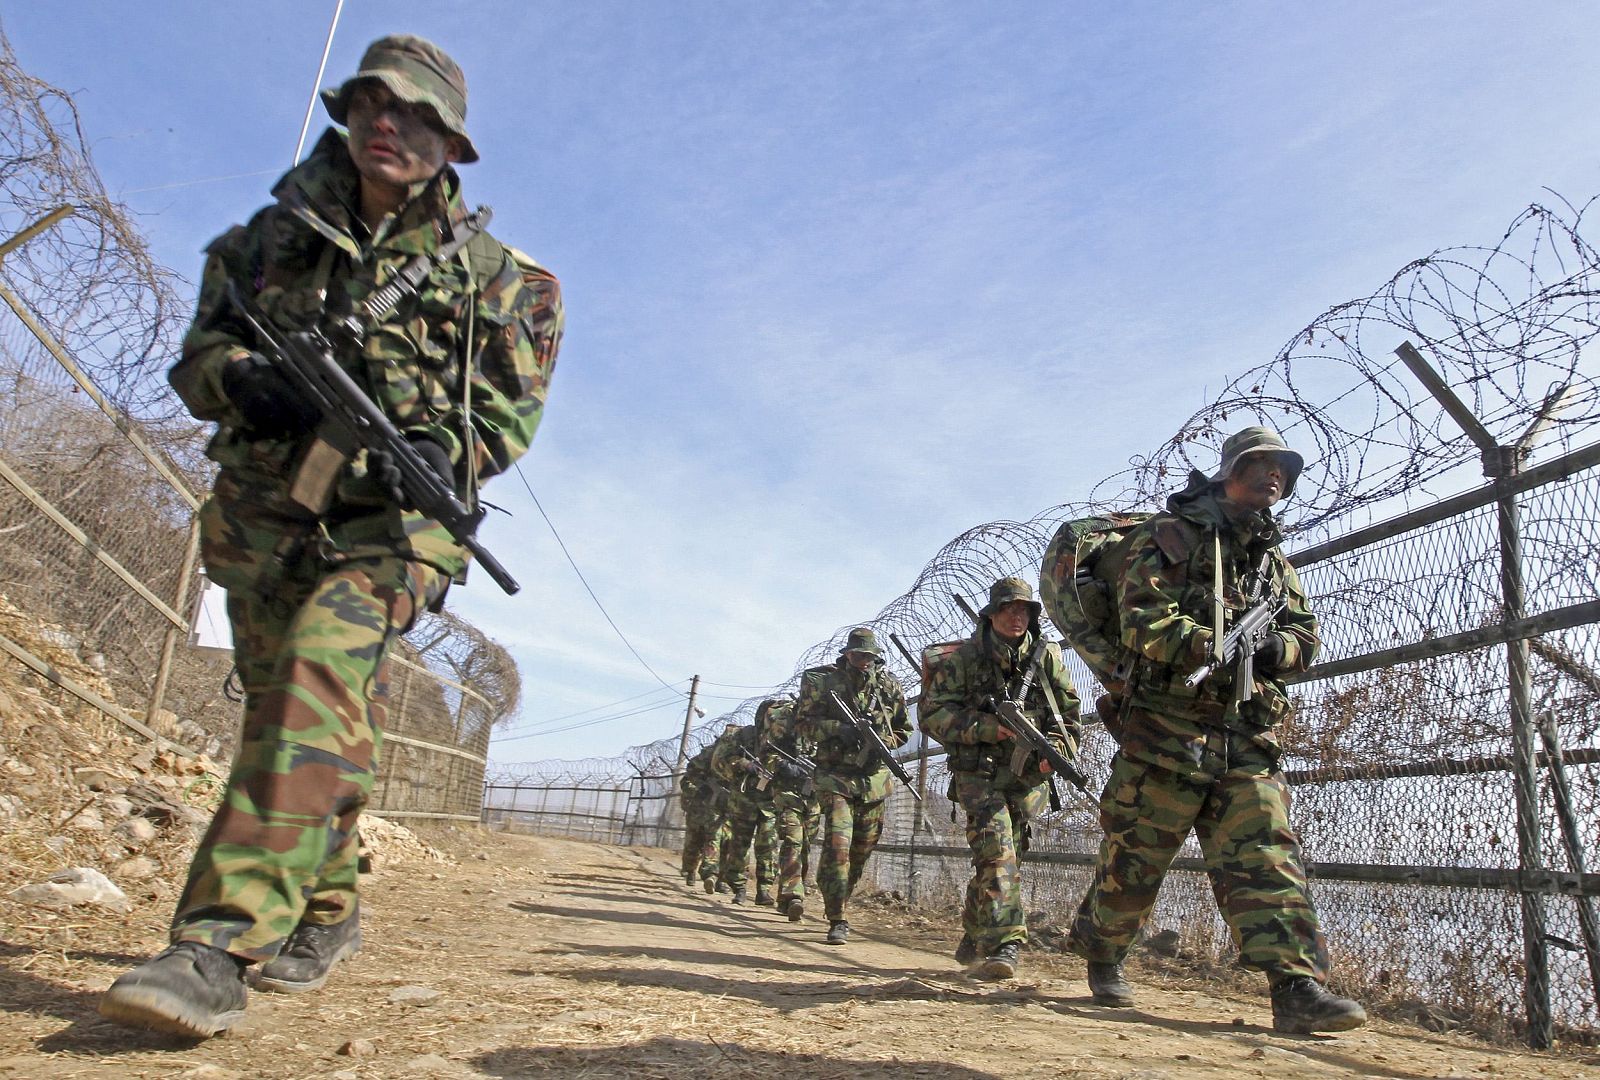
474, 1036, 1005, 1079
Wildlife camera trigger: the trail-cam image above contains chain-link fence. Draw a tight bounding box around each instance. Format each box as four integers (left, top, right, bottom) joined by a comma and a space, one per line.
496, 194, 1600, 1046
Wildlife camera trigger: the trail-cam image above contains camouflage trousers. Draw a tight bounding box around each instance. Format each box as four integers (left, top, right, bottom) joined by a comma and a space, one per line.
682, 802, 728, 881
718, 791, 777, 892
773, 785, 821, 902
175, 496, 443, 962
1067, 736, 1329, 979
816, 790, 887, 921
952, 773, 1047, 953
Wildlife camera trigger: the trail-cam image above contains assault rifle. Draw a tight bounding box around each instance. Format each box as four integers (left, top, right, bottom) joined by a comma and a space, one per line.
225, 266, 520, 595
827, 690, 919, 800
766, 742, 817, 796
1182, 594, 1288, 702
738, 746, 776, 793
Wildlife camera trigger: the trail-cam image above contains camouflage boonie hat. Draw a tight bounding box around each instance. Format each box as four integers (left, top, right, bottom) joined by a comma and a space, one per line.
978, 576, 1042, 621
1210, 426, 1303, 498
840, 627, 883, 658
322, 34, 479, 163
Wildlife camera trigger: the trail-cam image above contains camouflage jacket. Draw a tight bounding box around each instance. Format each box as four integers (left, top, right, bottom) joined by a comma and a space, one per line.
756, 699, 814, 793
710, 724, 774, 803
680, 743, 723, 809
920, 625, 1081, 790
1117, 475, 1318, 767
170, 127, 563, 577
793, 658, 911, 802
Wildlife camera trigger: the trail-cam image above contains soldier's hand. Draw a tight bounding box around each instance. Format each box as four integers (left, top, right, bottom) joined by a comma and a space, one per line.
835, 726, 863, 751
368, 434, 453, 508
775, 761, 807, 782
221, 352, 317, 436
995, 726, 1017, 742
1254, 632, 1286, 672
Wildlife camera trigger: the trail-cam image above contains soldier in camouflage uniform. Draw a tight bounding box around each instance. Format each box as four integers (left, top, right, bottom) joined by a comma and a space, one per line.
101, 36, 562, 1039
711, 709, 780, 905
921, 577, 1081, 980
758, 694, 821, 922
793, 628, 912, 945
1066, 428, 1365, 1034
679, 741, 730, 888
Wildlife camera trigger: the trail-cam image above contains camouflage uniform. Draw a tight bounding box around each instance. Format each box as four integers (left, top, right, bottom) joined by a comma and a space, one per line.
679, 743, 729, 884
792, 630, 912, 926
711, 723, 778, 897
163, 88, 561, 961
921, 589, 1081, 959
759, 698, 821, 907
1067, 471, 1327, 980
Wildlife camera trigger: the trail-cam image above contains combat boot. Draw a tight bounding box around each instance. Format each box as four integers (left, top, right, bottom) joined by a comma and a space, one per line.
783, 897, 804, 922
1270, 976, 1367, 1034
731, 887, 748, 905
953, 934, 978, 966
973, 941, 1019, 981
99, 941, 248, 1038
754, 888, 775, 906
825, 920, 850, 945
702, 875, 717, 894
1087, 961, 1135, 1007
252, 907, 361, 993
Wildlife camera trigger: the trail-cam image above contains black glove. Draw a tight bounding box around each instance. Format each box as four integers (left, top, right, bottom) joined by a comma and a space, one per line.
775, 760, 807, 783
369, 435, 454, 509
834, 726, 863, 752
220, 353, 317, 436
1254, 632, 1286, 672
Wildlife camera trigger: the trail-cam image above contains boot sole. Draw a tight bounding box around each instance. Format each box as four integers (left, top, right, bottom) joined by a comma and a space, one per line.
970, 958, 1017, 981
99, 985, 246, 1038
1091, 993, 1136, 1007
785, 901, 803, 923
1272, 1009, 1367, 1034
702, 879, 717, 894
251, 938, 361, 995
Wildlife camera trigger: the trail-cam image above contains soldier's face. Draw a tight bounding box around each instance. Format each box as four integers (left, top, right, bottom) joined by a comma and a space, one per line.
845, 651, 874, 672
345, 81, 461, 193
988, 600, 1032, 642
1223, 454, 1285, 511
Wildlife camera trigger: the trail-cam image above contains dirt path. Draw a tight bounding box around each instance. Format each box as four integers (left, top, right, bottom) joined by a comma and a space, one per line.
1, 830, 1595, 1079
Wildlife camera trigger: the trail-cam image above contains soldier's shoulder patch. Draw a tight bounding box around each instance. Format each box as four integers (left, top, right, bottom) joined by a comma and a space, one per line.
1150, 515, 1202, 565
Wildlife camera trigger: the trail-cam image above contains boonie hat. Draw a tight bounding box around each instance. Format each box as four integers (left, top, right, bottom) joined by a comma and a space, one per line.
979, 576, 1043, 621
1210, 426, 1303, 499
840, 627, 883, 658
321, 34, 479, 163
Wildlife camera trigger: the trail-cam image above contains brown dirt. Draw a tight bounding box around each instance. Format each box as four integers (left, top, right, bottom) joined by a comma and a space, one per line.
3, 829, 1598, 1080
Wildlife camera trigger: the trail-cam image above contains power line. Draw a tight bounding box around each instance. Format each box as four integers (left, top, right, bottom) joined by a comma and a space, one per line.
492, 698, 683, 745
512, 462, 684, 698
495, 682, 686, 736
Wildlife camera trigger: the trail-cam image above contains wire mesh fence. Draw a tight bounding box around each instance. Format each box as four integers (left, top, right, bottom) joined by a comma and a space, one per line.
495, 194, 1600, 1046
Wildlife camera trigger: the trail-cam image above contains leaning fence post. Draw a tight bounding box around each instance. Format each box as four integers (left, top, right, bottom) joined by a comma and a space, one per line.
144, 514, 203, 732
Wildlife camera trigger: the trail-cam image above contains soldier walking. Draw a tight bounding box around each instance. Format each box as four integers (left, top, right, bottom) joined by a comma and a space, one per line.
1066, 427, 1366, 1034
679, 740, 730, 889
711, 711, 780, 905
100, 35, 562, 1038
921, 577, 1081, 980
793, 628, 912, 945
759, 694, 822, 922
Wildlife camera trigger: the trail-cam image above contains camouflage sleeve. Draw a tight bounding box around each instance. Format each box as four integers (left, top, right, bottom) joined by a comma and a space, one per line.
423, 250, 563, 477
709, 734, 742, 785
1270, 557, 1319, 672
168, 221, 263, 425
882, 679, 912, 751
918, 650, 1007, 746
1118, 528, 1207, 668
791, 672, 838, 744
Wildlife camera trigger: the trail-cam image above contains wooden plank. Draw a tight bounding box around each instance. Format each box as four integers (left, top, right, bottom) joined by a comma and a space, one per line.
385, 731, 487, 766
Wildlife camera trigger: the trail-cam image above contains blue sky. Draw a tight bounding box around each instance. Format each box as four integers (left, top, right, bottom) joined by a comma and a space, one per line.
9, 3, 1600, 763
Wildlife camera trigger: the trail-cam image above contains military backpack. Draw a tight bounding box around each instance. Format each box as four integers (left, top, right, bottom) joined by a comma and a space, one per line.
1038, 512, 1152, 697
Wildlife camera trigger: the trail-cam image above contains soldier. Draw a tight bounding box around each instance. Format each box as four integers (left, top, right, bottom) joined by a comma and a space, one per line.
921, 577, 1081, 980
679, 740, 730, 889
793, 628, 913, 945
759, 694, 821, 922
1066, 427, 1366, 1034
100, 36, 562, 1038
710, 710, 780, 905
